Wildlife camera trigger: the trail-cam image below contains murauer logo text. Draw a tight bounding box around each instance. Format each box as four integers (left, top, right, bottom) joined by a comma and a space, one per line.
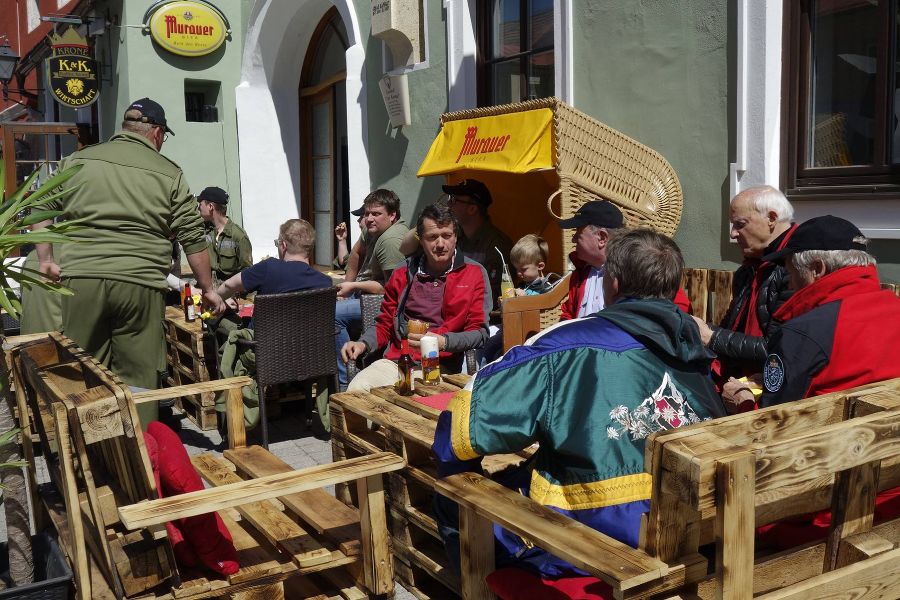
456, 127, 511, 163
165, 14, 215, 37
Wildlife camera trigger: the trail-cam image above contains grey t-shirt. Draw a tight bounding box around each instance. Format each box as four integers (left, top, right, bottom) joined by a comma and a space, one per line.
357, 219, 409, 284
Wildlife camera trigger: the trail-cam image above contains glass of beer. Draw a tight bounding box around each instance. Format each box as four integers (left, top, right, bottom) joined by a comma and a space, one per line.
420, 335, 441, 385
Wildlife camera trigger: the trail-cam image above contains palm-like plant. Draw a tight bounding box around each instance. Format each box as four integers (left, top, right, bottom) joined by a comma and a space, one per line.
0, 158, 84, 587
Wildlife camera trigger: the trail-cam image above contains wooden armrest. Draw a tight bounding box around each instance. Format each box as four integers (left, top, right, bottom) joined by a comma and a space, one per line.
119, 451, 405, 529
131, 376, 254, 404
435, 472, 667, 590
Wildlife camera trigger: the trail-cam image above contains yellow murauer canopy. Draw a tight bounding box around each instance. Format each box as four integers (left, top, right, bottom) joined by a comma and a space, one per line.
417, 108, 555, 176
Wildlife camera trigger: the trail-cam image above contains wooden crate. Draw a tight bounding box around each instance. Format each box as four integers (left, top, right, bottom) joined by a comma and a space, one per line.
164, 306, 218, 430
7, 333, 402, 600
330, 375, 529, 598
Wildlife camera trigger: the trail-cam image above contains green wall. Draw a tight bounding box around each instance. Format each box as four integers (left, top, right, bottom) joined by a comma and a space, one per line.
355, 0, 448, 221
95, 0, 247, 224
574, 0, 738, 270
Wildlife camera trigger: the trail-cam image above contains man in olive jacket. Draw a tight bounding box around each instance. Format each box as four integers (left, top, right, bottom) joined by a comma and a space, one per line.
34, 98, 225, 425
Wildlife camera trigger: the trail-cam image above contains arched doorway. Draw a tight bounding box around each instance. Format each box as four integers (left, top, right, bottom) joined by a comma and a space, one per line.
300, 8, 349, 267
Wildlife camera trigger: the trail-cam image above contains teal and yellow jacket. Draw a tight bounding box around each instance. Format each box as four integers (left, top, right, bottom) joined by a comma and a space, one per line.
433, 298, 725, 576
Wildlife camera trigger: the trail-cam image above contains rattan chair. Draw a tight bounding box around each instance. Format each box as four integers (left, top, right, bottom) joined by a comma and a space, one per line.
237, 286, 339, 449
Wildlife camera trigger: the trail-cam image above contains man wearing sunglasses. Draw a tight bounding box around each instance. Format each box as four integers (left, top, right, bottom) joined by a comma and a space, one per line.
443, 179, 512, 312
33, 98, 224, 427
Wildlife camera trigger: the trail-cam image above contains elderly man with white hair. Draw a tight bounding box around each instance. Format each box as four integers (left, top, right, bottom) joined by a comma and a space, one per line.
693, 186, 797, 392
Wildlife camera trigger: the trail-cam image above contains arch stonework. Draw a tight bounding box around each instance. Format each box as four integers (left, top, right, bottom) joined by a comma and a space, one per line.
236, 0, 369, 259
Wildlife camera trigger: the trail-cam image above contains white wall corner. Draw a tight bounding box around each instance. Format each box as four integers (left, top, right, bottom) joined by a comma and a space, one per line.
554, 0, 574, 105
445, 0, 477, 111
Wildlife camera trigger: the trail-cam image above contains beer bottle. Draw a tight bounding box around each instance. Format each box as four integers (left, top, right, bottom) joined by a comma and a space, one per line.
395, 339, 415, 396
183, 283, 197, 322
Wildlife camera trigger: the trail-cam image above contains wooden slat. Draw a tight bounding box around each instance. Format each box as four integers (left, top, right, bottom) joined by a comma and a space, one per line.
224, 445, 361, 556
369, 386, 442, 420
330, 392, 437, 447
355, 474, 393, 596
458, 504, 495, 600
714, 454, 755, 600
191, 454, 334, 569
131, 376, 253, 404
436, 472, 667, 589
226, 386, 247, 449
442, 373, 471, 389
119, 452, 405, 529
219, 511, 295, 585
755, 546, 900, 600
681, 268, 709, 320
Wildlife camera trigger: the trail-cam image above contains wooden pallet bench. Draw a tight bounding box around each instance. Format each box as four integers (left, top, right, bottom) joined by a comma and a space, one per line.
164, 306, 218, 430
438, 377, 900, 599
6, 332, 404, 600
330, 374, 531, 599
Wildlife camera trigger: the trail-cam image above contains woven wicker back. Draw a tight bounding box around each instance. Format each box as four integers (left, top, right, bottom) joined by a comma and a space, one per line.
360, 294, 386, 333
252, 286, 338, 387
439, 97, 683, 261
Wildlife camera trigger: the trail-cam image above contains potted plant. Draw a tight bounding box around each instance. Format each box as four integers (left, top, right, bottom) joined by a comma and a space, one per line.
0, 158, 83, 593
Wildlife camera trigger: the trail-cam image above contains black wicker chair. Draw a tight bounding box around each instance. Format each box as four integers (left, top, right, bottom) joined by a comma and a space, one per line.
345, 294, 478, 385
236, 287, 338, 449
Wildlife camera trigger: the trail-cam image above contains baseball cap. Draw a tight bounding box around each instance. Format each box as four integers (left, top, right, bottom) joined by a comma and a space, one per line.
198, 186, 228, 205
558, 200, 624, 229
351, 206, 365, 217
125, 98, 174, 135
762, 215, 867, 264
442, 179, 492, 207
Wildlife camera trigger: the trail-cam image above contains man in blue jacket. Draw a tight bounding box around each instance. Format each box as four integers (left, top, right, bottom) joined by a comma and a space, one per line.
433, 228, 725, 579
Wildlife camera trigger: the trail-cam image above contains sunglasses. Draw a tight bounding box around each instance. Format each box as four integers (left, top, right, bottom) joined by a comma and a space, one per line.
447, 195, 477, 206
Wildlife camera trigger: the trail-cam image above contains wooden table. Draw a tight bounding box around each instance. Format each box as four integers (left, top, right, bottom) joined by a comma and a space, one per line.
329, 374, 531, 599
163, 306, 218, 429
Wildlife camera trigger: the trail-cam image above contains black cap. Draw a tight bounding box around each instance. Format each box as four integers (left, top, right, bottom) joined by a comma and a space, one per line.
762, 215, 867, 264
198, 186, 228, 205
351, 206, 365, 217
125, 98, 174, 135
442, 179, 492, 207
559, 200, 624, 229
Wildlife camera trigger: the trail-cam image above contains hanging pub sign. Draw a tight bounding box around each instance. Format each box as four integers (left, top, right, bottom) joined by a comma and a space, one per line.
143, 0, 230, 57
46, 29, 100, 108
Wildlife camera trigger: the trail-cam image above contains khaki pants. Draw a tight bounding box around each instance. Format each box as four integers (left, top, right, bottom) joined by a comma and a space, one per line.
61, 278, 166, 428
348, 358, 421, 394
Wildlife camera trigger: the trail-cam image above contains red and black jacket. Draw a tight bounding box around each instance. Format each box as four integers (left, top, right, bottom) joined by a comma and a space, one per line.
760, 265, 900, 407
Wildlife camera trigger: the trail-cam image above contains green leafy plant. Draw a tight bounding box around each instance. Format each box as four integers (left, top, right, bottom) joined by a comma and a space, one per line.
0, 427, 26, 488
0, 159, 86, 318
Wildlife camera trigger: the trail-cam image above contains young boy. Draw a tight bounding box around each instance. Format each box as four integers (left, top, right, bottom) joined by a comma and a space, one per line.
510, 234, 557, 296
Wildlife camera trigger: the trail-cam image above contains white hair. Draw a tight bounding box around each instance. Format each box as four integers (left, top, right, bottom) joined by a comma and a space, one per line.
733, 185, 794, 223
792, 247, 876, 273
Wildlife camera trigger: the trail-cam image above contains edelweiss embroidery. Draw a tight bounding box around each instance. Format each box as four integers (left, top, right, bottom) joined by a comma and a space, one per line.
607, 373, 703, 441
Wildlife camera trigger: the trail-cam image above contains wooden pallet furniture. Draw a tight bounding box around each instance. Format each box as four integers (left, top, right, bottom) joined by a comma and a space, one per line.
164, 306, 218, 430
438, 377, 900, 599
330, 374, 531, 599
8, 332, 404, 600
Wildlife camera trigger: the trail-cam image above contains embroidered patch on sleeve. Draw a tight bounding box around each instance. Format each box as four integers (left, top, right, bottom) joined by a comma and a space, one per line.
764, 354, 785, 392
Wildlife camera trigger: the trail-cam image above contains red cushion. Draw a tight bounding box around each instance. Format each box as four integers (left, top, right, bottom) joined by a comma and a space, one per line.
143, 430, 200, 568
486, 568, 614, 600
146, 422, 239, 575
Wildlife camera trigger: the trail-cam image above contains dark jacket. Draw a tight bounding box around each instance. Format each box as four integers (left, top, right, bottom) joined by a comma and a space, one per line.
760, 265, 900, 406
707, 226, 795, 369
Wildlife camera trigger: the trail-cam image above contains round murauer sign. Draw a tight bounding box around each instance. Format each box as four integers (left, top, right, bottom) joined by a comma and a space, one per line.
146, 0, 229, 57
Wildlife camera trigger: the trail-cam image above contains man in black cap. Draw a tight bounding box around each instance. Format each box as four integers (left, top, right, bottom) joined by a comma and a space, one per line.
33, 98, 225, 426
559, 200, 691, 321
758, 215, 900, 407
558, 200, 625, 320
443, 179, 513, 309
197, 186, 253, 286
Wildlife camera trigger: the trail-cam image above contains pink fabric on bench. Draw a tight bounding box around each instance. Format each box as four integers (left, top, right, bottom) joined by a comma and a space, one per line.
486, 567, 614, 600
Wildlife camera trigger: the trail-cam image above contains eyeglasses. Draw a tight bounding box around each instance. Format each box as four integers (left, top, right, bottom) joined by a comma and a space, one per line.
273, 238, 283, 247
447, 195, 476, 206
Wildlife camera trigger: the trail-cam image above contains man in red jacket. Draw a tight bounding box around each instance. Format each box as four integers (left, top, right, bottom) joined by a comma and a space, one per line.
560, 200, 691, 320
341, 203, 491, 392
760, 215, 900, 406
754, 215, 900, 549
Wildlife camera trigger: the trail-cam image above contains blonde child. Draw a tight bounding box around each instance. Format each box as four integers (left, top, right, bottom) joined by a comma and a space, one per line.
510, 234, 555, 296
